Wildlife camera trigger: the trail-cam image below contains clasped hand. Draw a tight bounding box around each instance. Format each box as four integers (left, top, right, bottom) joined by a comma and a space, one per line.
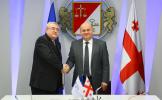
62, 64, 70, 74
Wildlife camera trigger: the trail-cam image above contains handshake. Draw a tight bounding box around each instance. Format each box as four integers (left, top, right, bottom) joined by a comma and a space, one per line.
62, 64, 70, 74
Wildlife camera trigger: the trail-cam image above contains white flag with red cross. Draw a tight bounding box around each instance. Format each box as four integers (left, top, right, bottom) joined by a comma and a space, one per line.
83, 76, 94, 97
120, 0, 145, 94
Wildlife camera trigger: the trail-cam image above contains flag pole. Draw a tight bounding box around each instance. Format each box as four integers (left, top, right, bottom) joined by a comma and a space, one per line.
95, 87, 101, 95
62, 72, 66, 95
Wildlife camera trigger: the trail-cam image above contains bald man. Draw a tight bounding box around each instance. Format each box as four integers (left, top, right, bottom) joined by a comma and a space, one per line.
65, 22, 110, 94
30, 22, 64, 94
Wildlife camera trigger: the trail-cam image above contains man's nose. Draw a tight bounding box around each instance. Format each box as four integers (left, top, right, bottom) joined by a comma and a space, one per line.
54, 29, 57, 33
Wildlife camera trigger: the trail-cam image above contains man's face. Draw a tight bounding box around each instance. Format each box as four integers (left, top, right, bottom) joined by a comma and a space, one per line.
46, 23, 59, 40
80, 23, 93, 41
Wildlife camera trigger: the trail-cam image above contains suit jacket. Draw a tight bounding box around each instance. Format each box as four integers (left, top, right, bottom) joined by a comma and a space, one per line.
66, 38, 110, 90
30, 34, 63, 91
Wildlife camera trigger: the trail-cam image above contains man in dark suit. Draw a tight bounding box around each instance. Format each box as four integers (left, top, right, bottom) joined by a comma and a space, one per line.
64, 22, 110, 94
30, 22, 64, 94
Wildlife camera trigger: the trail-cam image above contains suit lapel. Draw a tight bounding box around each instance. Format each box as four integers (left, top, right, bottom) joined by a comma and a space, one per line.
91, 39, 97, 74
55, 42, 61, 55
45, 34, 61, 57
92, 39, 97, 62
78, 39, 83, 74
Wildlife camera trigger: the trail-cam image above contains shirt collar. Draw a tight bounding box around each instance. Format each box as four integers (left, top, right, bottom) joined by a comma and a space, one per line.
83, 38, 93, 44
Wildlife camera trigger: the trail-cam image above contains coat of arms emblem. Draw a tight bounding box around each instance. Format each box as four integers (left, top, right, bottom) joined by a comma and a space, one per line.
59, 1, 116, 39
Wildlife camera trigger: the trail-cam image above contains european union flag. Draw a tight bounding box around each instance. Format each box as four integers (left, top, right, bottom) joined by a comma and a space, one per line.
48, 2, 56, 22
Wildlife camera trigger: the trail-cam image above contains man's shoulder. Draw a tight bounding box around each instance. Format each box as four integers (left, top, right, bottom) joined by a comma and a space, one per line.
93, 38, 106, 45
71, 39, 82, 45
35, 34, 47, 44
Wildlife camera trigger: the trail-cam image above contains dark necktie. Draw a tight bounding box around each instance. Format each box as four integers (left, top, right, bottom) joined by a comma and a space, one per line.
84, 41, 90, 76
52, 40, 60, 55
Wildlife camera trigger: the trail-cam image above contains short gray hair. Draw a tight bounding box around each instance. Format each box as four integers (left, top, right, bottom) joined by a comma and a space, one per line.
46, 22, 59, 28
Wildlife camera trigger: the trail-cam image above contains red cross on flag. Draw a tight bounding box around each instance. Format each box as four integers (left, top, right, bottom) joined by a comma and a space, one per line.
83, 76, 94, 97
120, 0, 145, 94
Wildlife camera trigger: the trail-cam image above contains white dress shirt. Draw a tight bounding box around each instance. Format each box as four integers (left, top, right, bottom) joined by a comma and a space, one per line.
83, 39, 93, 75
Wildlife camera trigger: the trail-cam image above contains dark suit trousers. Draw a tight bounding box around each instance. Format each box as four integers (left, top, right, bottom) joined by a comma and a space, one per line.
31, 87, 59, 95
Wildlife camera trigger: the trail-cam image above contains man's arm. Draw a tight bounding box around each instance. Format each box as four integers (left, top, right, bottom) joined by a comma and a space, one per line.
36, 39, 63, 70
101, 42, 110, 84
66, 41, 75, 69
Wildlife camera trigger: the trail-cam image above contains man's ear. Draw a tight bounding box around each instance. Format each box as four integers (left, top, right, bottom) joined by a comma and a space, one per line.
45, 27, 48, 33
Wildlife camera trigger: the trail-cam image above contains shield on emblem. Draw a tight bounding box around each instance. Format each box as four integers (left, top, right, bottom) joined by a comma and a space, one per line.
73, 2, 102, 36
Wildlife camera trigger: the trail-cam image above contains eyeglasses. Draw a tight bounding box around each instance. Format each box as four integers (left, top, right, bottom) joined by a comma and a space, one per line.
48, 27, 59, 31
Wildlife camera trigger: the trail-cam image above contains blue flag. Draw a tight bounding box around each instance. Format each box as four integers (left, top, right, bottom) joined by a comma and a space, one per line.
48, 2, 56, 22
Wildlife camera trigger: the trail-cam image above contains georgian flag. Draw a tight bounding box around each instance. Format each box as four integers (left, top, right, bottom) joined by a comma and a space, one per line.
120, 0, 145, 94
72, 76, 94, 98
83, 76, 94, 97
73, 2, 101, 35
